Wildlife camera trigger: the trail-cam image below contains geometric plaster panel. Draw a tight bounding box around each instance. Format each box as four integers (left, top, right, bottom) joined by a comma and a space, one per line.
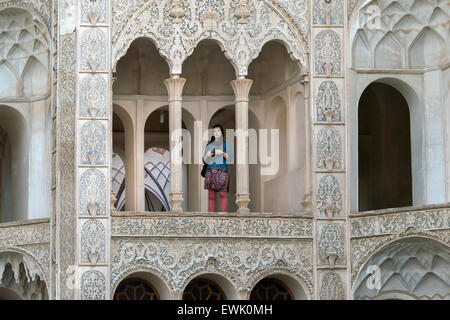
0, 8, 50, 98
353, 237, 450, 300
352, 0, 449, 69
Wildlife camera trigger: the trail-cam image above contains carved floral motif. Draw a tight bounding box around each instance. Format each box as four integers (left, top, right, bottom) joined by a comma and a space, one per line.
112, 0, 307, 75
79, 169, 107, 216
314, 30, 341, 76
316, 80, 342, 122
80, 74, 108, 118
319, 271, 345, 300
111, 215, 313, 238
80, 220, 106, 264
111, 238, 314, 295
81, 28, 107, 72
80, 270, 106, 300
313, 0, 343, 25
80, 121, 107, 166
316, 175, 343, 218
318, 224, 345, 266
316, 127, 343, 170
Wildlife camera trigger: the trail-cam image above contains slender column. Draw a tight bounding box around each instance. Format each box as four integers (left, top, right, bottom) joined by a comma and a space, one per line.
136, 100, 145, 211
231, 77, 253, 213
164, 75, 186, 212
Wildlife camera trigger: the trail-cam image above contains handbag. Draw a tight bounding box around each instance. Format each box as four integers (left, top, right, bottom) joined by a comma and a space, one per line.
201, 142, 226, 178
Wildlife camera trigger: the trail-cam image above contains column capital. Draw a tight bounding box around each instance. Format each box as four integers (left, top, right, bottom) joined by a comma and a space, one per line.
231, 78, 253, 103
164, 77, 186, 102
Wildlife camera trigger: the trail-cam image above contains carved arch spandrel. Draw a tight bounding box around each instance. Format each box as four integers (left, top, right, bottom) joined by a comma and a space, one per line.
111, 0, 308, 76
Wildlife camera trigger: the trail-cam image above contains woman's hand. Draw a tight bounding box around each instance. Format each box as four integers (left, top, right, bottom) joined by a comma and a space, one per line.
215, 149, 223, 156
206, 150, 212, 157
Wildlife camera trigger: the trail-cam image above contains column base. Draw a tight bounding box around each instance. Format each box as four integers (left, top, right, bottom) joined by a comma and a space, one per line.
235, 193, 250, 213
169, 193, 184, 212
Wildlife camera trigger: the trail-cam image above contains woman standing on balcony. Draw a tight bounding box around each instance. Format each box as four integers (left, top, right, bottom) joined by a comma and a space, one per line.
203, 124, 233, 212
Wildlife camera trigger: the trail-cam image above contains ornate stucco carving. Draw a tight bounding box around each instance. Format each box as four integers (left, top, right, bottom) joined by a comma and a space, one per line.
0, 0, 51, 30
80, 219, 106, 264
0, 251, 48, 299
314, 29, 342, 76
111, 238, 314, 296
0, 220, 50, 284
319, 271, 345, 300
316, 80, 342, 123
111, 0, 308, 75
111, 215, 313, 238
56, 31, 77, 300
316, 127, 343, 170
79, 168, 107, 217
80, 121, 107, 166
318, 223, 345, 267
316, 175, 343, 218
80, 269, 106, 300
350, 207, 450, 238
351, 227, 450, 284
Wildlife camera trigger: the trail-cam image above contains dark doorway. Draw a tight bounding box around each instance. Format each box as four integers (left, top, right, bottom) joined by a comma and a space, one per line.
358, 82, 412, 211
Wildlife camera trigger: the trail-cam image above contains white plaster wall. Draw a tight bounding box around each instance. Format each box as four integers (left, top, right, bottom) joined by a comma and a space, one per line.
28, 98, 52, 219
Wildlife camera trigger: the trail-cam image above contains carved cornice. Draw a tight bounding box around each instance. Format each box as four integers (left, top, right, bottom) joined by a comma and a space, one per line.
111, 214, 313, 238
350, 207, 450, 238
0, 219, 50, 247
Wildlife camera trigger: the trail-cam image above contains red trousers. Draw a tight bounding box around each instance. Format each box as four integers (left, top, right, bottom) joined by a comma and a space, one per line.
208, 189, 228, 212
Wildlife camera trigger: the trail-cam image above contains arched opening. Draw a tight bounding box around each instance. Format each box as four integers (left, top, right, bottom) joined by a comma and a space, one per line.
182, 39, 236, 212
0, 8, 51, 222
250, 277, 293, 300
112, 104, 135, 211
353, 237, 450, 300
113, 278, 160, 300
246, 41, 306, 213
0, 105, 28, 222
111, 152, 125, 211
113, 271, 171, 300
358, 82, 413, 211
114, 38, 201, 211
143, 106, 190, 211
0, 287, 22, 300
249, 273, 309, 300
0, 252, 48, 300
182, 278, 226, 300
